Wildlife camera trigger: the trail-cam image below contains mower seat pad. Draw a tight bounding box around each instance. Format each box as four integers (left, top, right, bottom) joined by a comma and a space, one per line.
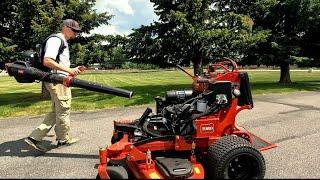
155, 157, 193, 178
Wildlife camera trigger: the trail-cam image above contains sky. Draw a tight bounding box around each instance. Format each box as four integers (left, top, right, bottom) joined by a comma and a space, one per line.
90, 0, 159, 36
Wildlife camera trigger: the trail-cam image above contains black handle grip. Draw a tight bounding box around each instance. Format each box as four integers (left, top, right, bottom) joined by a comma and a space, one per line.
137, 107, 152, 126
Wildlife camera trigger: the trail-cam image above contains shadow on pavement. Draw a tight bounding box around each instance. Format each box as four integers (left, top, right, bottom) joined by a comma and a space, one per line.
0, 138, 98, 159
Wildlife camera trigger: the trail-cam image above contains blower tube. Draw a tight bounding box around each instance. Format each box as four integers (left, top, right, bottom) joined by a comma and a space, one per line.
5, 62, 133, 98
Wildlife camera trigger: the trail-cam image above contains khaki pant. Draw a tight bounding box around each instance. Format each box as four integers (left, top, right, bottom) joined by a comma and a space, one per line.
29, 82, 72, 141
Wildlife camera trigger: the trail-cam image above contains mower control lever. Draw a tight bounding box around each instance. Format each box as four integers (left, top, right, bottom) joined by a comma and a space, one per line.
176, 64, 193, 78
209, 57, 238, 72
137, 107, 152, 126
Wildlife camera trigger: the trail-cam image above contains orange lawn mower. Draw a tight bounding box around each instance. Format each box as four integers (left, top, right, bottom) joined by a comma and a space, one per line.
96, 58, 277, 179
4, 58, 276, 179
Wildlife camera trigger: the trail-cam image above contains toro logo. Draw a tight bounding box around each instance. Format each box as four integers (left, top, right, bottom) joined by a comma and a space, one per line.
200, 123, 214, 133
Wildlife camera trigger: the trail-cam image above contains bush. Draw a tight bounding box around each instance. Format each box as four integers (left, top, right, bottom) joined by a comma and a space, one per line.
121, 62, 159, 70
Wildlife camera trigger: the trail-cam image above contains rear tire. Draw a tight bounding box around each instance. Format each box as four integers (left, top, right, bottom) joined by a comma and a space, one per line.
96, 167, 129, 179
106, 166, 129, 179
207, 135, 266, 179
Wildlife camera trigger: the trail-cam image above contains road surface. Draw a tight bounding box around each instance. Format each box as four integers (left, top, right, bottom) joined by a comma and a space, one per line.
1, 91, 320, 178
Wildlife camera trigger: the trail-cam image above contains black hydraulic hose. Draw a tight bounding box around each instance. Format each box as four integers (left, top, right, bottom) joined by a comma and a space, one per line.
181, 96, 202, 106
178, 104, 220, 134
144, 104, 220, 138
182, 104, 220, 126
142, 121, 164, 138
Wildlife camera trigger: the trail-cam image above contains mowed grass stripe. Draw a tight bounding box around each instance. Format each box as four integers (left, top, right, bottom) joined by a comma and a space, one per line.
0, 70, 320, 118
80, 70, 189, 87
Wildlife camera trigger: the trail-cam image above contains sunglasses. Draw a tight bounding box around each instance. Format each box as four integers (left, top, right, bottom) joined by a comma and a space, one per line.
67, 26, 81, 33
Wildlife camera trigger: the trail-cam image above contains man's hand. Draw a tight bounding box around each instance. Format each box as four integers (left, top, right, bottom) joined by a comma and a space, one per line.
43, 58, 85, 76
69, 66, 82, 76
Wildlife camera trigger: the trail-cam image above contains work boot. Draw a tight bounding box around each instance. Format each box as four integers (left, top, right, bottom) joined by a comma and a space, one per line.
24, 137, 47, 152
57, 137, 79, 147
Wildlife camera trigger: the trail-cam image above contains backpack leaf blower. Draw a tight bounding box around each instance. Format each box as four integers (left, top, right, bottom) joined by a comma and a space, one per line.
5, 61, 133, 98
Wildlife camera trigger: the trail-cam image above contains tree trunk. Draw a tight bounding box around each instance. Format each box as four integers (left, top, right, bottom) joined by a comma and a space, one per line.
41, 82, 50, 99
279, 63, 292, 84
193, 58, 203, 76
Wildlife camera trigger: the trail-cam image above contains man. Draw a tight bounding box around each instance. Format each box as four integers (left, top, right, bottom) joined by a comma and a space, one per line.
24, 19, 83, 152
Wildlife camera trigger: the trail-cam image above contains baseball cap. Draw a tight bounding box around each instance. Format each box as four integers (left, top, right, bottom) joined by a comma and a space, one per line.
62, 19, 82, 32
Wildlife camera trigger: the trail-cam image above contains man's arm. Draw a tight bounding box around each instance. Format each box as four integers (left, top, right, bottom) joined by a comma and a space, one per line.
43, 58, 81, 76
43, 37, 81, 76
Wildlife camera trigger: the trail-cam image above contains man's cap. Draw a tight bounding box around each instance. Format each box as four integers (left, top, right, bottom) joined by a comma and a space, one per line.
62, 19, 82, 32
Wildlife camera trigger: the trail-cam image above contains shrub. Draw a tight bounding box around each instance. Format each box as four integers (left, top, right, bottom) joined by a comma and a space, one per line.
121, 62, 159, 70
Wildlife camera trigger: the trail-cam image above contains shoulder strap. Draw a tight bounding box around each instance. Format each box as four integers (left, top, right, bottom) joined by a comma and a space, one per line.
40, 34, 66, 63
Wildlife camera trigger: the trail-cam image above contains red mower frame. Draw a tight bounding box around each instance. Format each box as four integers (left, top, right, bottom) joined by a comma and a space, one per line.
97, 58, 277, 179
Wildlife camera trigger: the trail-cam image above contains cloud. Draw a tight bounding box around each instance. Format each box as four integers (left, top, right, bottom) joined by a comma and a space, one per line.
89, 24, 132, 36
94, 0, 134, 15
91, 0, 158, 36
90, 25, 117, 35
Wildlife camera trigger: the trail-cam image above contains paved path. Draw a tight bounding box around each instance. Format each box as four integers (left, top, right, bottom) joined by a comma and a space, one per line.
1, 91, 320, 178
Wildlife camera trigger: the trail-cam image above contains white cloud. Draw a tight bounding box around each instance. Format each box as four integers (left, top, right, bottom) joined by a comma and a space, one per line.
131, 0, 145, 2
90, 25, 117, 35
92, 0, 158, 36
94, 0, 134, 15
89, 24, 131, 36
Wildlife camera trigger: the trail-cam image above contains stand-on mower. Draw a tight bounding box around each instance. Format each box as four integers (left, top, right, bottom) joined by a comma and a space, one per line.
4, 58, 277, 179
97, 58, 277, 179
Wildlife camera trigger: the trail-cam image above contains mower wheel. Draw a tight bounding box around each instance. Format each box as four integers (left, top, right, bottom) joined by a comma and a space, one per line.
207, 135, 266, 179
96, 166, 129, 179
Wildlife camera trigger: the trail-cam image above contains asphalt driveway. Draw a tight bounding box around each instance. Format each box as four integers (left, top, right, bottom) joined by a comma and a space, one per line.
1, 91, 320, 178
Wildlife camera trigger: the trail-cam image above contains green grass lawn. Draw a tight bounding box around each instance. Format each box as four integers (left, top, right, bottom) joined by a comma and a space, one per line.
1, 69, 320, 119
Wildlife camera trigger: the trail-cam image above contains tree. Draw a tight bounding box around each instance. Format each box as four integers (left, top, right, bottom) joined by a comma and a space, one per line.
0, 0, 112, 97
0, 37, 18, 66
248, 0, 320, 83
298, 0, 320, 67
127, 25, 166, 66
74, 34, 129, 68
127, 0, 270, 75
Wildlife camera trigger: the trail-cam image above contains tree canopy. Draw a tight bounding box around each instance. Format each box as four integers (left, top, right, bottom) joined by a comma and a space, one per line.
243, 0, 320, 83
0, 0, 112, 65
1, 0, 320, 84
127, 0, 271, 75
127, 0, 320, 83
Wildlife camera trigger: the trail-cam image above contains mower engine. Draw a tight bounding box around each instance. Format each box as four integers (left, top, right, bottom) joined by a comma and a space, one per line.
98, 58, 276, 179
